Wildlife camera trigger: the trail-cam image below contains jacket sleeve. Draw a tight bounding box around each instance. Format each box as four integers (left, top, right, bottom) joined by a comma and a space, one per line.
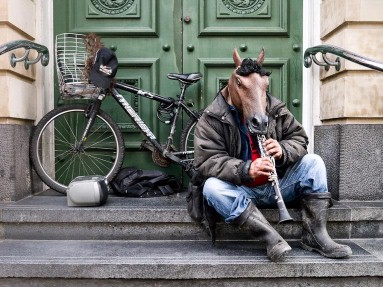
275, 108, 309, 168
194, 114, 248, 185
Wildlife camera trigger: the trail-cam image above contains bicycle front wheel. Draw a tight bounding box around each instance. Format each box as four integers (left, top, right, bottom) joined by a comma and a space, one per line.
30, 104, 125, 194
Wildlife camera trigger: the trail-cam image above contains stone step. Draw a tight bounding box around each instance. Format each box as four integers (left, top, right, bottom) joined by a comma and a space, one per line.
0, 238, 381, 286
0, 192, 382, 241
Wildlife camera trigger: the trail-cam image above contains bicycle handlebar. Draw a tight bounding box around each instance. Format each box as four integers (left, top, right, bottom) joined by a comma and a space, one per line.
0, 40, 49, 69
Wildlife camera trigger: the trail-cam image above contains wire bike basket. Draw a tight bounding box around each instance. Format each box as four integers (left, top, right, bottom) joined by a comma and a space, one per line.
55, 33, 101, 99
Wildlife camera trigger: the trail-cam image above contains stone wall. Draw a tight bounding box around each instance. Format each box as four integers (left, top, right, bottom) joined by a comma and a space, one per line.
314, 0, 383, 200
0, 0, 37, 124
0, 0, 53, 201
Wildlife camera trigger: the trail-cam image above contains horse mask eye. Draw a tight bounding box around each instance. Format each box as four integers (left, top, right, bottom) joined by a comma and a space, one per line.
236, 77, 242, 87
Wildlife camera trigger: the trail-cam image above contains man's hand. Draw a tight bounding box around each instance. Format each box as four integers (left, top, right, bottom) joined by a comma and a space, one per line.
249, 157, 274, 180
263, 138, 283, 160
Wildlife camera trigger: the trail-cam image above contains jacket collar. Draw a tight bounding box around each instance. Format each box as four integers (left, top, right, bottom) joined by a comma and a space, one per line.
205, 91, 233, 120
266, 92, 287, 117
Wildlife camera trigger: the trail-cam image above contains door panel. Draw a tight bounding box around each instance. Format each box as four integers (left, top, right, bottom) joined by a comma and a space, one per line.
200, 0, 288, 35
183, 0, 303, 121
69, 0, 155, 35
54, 0, 183, 167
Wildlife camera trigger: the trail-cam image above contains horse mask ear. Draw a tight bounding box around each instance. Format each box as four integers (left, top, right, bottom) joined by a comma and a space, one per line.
257, 48, 265, 65
233, 48, 242, 67
233, 48, 265, 66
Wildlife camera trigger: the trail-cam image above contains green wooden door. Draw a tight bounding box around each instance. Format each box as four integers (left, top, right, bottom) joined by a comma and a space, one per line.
54, 0, 302, 172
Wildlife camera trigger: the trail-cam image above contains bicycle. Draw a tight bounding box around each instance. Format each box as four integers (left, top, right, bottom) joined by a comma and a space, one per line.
30, 33, 202, 194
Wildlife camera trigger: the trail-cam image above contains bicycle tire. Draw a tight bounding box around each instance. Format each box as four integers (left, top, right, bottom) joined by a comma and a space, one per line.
30, 104, 125, 194
179, 110, 203, 166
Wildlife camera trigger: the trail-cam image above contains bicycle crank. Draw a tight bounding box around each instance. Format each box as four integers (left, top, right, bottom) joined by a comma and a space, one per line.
152, 147, 173, 167
140, 140, 174, 167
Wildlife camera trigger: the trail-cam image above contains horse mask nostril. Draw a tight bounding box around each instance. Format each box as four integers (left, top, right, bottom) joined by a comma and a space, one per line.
249, 116, 268, 134
252, 118, 260, 126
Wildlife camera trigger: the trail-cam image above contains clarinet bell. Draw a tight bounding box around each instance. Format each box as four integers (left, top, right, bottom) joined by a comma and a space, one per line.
277, 200, 293, 223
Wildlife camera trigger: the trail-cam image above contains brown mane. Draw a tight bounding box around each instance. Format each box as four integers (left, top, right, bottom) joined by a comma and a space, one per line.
83, 33, 104, 81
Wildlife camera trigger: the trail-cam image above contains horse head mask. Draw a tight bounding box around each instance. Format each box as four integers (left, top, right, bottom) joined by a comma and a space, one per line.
225, 48, 271, 135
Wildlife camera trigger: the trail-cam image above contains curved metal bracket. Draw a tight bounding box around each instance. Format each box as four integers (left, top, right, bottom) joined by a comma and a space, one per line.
304, 45, 383, 72
0, 40, 49, 69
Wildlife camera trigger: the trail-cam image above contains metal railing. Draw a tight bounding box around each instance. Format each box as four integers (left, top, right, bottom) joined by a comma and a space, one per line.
304, 45, 383, 72
0, 40, 49, 69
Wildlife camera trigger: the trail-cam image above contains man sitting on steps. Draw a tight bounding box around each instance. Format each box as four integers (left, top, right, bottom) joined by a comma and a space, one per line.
193, 48, 352, 262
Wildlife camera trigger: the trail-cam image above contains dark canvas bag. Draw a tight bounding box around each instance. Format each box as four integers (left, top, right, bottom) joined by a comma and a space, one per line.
186, 181, 204, 222
186, 173, 221, 243
110, 167, 182, 197
186, 172, 206, 222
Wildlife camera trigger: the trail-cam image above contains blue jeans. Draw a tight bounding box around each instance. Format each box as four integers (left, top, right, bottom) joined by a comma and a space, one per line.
203, 154, 328, 223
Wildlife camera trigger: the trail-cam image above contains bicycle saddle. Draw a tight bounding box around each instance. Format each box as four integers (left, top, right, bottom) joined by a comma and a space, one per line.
167, 73, 203, 84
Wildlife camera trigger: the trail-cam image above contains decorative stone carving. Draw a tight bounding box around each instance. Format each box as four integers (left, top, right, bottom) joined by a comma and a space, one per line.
90, 0, 135, 15
221, 0, 266, 14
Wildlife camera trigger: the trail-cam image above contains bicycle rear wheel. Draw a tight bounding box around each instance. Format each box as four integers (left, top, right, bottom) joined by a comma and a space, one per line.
30, 104, 125, 194
179, 110, 203, 167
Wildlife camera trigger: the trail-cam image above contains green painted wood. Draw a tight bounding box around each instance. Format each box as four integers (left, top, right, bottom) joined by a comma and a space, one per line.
53, 0, 302, 175
54, 0, 183, 173
183, 0, 303, 121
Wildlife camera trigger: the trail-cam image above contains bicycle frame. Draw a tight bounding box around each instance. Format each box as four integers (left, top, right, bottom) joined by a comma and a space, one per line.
85, 81, 199, 170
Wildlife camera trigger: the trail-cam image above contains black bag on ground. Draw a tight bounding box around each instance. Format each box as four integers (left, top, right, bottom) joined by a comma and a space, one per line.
110, 167, 182, 197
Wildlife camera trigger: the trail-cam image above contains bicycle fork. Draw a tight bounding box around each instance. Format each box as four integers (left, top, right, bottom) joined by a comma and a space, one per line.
76, 94, 105, 152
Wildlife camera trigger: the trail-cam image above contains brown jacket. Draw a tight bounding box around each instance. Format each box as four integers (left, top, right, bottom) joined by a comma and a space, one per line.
194, 92, 309, 183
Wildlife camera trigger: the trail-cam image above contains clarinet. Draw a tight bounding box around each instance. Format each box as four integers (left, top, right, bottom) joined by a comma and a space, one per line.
256, 134, 293, 224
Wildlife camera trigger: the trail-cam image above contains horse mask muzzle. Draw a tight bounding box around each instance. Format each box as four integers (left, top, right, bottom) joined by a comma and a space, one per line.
247, 115, 268, 135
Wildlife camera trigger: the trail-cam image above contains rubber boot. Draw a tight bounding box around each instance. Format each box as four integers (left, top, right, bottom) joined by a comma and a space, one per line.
234, 202, 291, 262
300, 192, 352, 258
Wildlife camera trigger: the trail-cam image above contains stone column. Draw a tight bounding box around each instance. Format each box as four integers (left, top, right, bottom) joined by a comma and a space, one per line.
315, 0, 383, 200
0, 0, 49, 201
